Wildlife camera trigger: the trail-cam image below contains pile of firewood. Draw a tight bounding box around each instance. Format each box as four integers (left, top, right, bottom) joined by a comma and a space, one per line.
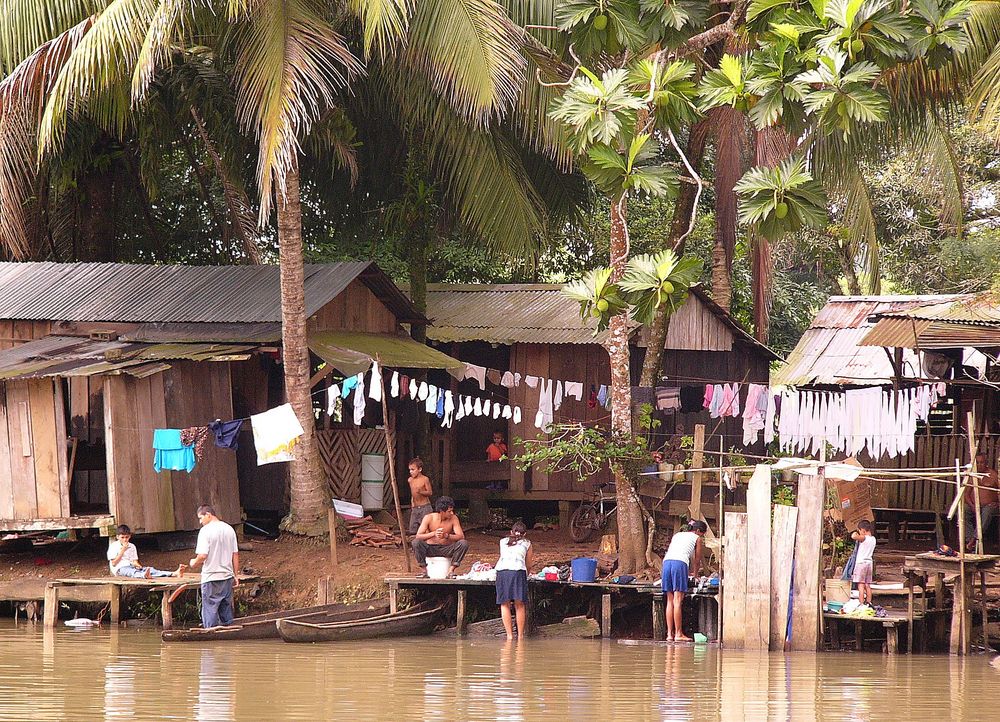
346, 517, 401, 548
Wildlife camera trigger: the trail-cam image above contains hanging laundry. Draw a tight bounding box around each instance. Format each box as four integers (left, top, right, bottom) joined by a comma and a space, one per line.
588, 384, 597, 409
708, 384, 725, 418
341, 375, 359, 399
209, 419, 243, 450
369, 362, 383, 402
463, 364, 487, 390
390, 371, 400, 398
408, 378, 418, 399
564, 381, 584, 401
418, 381, 429, 401
535, 379, 554, 430
153, 429, 196, 473
525, 375, 539, 388
464, 396, 474, 415
474, 398, 483, 416
492, 402, 502, 419
456, 395, 466, 421
400, 375, 410, 398
679, 386, 703, 413
514, 373, 522, 387
764, 390, 778, 444
436, 391, 445, 419
251, 404, 304, 465
483, 399, 491, 416
597, 385, 609, 408
502, 405, 512, 419
487, 369, 503, 386
353, 375, 367, 425
741, 384, 767, 445
513, 406, 522, 424
442, 391, 455, 427
655, 387, 681, 413
180, 426, 210, 462
554, 381, 564, 411
327, 385, 340, 416
719, 383, 740, 417
703, 384, 714, 409
501, 371, 516, 388
425, 385, 438, 414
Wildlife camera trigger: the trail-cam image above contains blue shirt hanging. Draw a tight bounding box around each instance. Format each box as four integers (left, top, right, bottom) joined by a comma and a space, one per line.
153, 429, 196, 473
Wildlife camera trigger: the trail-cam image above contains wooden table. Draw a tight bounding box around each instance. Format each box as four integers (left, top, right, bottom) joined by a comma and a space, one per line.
824, 610, 924, 655
903, 552, 999, 655
43, 574, 257, 629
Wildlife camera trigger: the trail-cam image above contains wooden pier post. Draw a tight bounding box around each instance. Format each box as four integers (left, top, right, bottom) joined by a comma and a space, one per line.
652, 594, 665, 641
43, 582, 60, 628
160, 591, 173, 630
601, 593, 612, 639
457, 589, 467, 635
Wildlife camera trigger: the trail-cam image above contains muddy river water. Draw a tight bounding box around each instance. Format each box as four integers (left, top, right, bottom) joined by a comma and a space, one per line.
1, 620, 996, 721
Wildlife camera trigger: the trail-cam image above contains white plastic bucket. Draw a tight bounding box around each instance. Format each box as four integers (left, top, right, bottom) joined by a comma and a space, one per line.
426, 557, 451, 579
360, 453, 385, 510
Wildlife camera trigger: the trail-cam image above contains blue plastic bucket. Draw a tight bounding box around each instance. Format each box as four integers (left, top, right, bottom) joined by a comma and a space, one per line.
571, 557, 598, 583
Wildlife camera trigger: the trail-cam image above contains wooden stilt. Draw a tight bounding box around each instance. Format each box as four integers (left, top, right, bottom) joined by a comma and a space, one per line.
652, 594, 665, 641
601, 593, 612, 638
160, 591, 173, 630
389, 585, 398, 614
109, 584, 121, 625
43, 582, 60, 628
457, 589, 467, 635
377, 355, 411, 573
328, 507, 339, 569
884, 622, 898, 655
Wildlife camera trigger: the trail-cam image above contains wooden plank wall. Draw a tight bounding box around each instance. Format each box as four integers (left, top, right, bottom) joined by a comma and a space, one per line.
68, 375, 107, 507
231, 355, 287, 512
769, 504, 798, 651
105, 361, 239, 533
744, 464, 772, 650
0, 320, 53, 351
0, 379, 70, 522
722, 511, 748, 648
790, 473, 824, 651
508, 343, 611, 494
662, 296, 733, 352
308, 279, 401, 335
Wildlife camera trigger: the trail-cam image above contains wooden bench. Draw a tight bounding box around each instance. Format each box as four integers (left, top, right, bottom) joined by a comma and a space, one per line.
43, 574, 257, 629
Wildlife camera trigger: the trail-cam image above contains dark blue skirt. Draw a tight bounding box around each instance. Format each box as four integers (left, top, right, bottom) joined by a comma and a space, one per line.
496, 569, 528, 603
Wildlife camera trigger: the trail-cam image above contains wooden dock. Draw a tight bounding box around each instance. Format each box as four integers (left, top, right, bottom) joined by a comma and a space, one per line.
384, 575, 718, 640
38, 574, 258, 629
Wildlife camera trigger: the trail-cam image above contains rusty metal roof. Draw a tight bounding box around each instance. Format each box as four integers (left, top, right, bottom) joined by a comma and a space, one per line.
0, 262, 425, 324
421, 283, 775, 358
869, 292, 1000, 326
860, 292, 1000, 349
772, 295, 960, 386
0, 335, 254, 380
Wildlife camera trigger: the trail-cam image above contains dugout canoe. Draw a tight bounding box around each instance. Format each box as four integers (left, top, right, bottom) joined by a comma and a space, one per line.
275, 602, 441, 643
161, 598, 390, 642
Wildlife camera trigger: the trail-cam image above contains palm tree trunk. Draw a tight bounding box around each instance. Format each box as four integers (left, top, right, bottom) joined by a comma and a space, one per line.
751, 127, 797, 344
607, 196, 646, 573
639, 121, 709, 387
407, 229, 434, 472
277, 159, 329, 535
709, 107, 745, 313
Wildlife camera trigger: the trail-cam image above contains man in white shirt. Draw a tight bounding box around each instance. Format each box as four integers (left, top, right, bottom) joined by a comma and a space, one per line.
188, 505, 240, 628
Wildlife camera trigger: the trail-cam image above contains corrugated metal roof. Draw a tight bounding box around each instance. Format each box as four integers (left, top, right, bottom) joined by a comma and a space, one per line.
772, 295, 946, 386
871, 292, 1000, 326
0, 262, 425, 324
420, 283, 776, 359
423, 284, 612, 345
0, 335, 254, 380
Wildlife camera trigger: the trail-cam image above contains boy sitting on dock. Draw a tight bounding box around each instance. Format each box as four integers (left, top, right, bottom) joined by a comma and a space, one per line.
851, 520, 876, 606
107, 525, 185, 579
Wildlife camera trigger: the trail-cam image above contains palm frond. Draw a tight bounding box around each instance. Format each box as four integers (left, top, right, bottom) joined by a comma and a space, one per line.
132, 0, 202, 100
833, 168, 881, 293
38, 0, 157, 154
0, 0, 103, 74
226, 0, 363, 220
349, 0, 414, 59
405, 0, 526, 124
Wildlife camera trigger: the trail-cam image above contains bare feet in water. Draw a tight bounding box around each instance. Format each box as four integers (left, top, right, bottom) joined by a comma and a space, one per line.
673, 635, 693, 643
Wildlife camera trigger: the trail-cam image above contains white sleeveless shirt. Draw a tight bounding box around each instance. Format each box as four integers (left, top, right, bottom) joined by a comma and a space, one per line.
663, 531, 699, 564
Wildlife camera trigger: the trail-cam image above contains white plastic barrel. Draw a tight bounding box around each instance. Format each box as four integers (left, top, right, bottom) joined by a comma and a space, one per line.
360, 453, 386, 511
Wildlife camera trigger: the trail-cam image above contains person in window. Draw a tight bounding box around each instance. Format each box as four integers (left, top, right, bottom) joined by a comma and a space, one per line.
487, 431, 508, 462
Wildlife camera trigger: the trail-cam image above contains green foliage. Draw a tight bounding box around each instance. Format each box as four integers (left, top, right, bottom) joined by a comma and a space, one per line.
549, 67, 646, 154
563, 267, 630, 332
735, 155, 828, 237
773, 483, 795, 506
619, 249, 702, 323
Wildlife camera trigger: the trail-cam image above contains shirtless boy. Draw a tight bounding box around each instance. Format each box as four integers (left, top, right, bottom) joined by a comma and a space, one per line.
411, 496, 468, 576
407, 457, 433, 535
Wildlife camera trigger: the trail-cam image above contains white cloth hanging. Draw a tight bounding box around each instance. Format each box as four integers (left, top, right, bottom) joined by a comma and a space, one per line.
535, 379, 554, 430
442, 391, 455, 428
418, 381, 429, 401
368, 362, 382, 402
474, 398, 483, 416
525, 375, 539, 388
353, 374, 366, 425
483, 399, 491, 416
564, 381, 584, 401
390, 371, 400, 398
501, 372, 515, 388
327, 385, 340, 416
425, 385, 438, 414
502, 404, 512, 419
553, 381, 564, 411
251, 403, 304, 466
408, 378, 418, 399
492, 402, 502, 419
464, 396, 474, 415
463, 364, 487, 390
513, 406, 522, 424
456, 395, 466, 421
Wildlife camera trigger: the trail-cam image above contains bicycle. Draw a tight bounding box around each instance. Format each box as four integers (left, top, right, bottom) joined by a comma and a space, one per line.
569, 481, 617, 543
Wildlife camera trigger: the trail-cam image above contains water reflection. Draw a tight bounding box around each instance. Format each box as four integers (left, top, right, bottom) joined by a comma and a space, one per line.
0, 622, 997, 721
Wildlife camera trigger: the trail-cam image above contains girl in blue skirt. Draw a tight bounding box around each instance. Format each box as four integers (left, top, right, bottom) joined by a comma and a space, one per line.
495, 521, 534, 640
